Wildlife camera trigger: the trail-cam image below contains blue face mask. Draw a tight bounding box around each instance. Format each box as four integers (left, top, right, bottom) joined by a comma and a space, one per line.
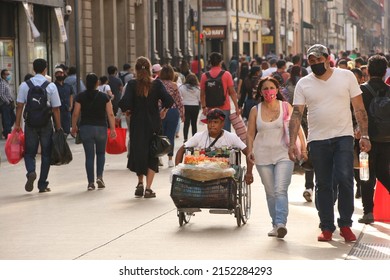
5, 75, 11, 82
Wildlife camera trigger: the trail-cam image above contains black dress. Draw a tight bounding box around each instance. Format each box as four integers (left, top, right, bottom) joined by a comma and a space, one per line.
119, 79, 174, 176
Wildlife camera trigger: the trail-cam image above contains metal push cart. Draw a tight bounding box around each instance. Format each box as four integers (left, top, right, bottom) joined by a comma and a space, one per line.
170, 150, 251, 227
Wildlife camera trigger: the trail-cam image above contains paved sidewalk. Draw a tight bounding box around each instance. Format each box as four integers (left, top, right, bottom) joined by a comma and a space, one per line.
0, 127, 389, 260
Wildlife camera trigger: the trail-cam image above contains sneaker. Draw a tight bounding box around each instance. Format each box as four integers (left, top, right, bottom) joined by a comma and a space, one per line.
38, 187, 51, 193
158, 157, 164, 166
96, 178, 106, 189
276, 224, 287, 238
135, 183, 144, 197
268, 226, 277, 237
87, 183, 96, 191
358, 212, 374, 224
25, 172, 37, 192
303, 188, 313, 202
318, 230, 333, 241
168, 160, 174, 168
340, 226, 357, 242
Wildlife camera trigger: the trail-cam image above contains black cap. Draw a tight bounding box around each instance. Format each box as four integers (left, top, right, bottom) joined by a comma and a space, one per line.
206, 108, 226, 121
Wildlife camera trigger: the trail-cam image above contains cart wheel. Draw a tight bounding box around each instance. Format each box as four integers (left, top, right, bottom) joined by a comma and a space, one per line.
241, 180, 251, 224
178, 211, 191, 226
235, 205, 242, 227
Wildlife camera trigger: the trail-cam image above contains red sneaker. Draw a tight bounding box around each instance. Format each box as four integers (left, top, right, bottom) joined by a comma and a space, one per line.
318, 230, 333, 241
340, 227, 356, 242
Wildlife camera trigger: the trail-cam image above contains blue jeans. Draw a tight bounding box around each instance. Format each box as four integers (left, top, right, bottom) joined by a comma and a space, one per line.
24, 120, 53, 190
309, 136, 354, 232
256, 160, 294, 226
222, 110, 231, 132
162, 108, 179, 157
80, 125, 107, 184
0, 103, 16, 138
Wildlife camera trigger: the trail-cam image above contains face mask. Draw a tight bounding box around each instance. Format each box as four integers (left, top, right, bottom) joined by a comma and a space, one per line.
311, 62, 327, 76
55, 76, 65, 81
6, 75, 11, 82
262, 89, 277, 103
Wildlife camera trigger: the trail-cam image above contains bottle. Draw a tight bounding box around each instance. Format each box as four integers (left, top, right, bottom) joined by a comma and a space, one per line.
359, 152, 369, 181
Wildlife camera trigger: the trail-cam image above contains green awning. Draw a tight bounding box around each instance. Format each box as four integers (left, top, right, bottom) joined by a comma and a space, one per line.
303, 21, 314, 29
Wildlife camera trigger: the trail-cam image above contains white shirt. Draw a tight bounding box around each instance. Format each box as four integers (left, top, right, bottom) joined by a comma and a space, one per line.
262, 67, 277, 78
253, 101, 290, 165
293, 68, 361, 142
179, 84, 200, 106
184, 130, 246, 150
98, 84, 111, 95
17, 74, 61, 107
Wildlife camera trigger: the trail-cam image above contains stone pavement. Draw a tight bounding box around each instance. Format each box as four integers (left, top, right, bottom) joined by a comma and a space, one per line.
0, 125, 389, 260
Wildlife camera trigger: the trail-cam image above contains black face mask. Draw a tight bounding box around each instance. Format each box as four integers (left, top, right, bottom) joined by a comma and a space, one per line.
55, 76, 65, 81
311, 62, 327, 76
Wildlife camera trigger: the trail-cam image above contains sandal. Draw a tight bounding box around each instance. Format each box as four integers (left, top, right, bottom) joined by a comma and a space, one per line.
87, 183, 96, 191
134, 183, 144, 197
144, 188, 156, 198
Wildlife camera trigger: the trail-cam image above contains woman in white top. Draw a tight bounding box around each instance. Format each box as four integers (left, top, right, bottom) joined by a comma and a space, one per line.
179, 73, 201, 142
98, 76, 114, 100
245, 76, 307, 239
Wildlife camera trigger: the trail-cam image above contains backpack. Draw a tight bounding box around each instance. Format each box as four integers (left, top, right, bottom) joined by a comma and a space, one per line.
362, 82, 390, 142
23, 80, 52, 128
119, 72, 129, 86
272, 71, 285, 87
205, 70, 226, 107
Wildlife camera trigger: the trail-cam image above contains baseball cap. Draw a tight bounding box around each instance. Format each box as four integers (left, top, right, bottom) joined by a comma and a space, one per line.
307, 44, 329, 58
152, 64, 162, 73
206, 109, 226, 121
54, 67, 64, 73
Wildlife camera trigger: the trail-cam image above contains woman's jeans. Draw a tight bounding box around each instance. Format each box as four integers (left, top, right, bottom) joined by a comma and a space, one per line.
256, 160, 294, 226
309, 136, 354, 232
183, 105, 199, 141
80, 125, 107, 184
162, 108, 179, 157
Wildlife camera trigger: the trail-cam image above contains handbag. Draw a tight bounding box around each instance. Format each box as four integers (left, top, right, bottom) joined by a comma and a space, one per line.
282, 101, 302, 160
106, 127, 127, 154
150, 134, 172, 158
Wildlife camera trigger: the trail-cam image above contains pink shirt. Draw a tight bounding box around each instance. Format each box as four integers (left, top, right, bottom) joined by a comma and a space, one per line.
200, 66, 234, 110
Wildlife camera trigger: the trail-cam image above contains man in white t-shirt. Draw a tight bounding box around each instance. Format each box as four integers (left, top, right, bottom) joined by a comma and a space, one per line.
175, 109, 252, 180
288, 44, 371, 242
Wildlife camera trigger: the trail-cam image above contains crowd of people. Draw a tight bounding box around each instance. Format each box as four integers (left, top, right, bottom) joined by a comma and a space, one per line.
0, 44, 389, 242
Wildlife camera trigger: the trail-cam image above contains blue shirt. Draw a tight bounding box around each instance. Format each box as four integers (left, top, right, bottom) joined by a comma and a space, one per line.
17, 74, 61, 108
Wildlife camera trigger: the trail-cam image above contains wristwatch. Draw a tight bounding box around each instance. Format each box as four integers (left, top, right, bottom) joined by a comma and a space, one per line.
361, 135, 370, 140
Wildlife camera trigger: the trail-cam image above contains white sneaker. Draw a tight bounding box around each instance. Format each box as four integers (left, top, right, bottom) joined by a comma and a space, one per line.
168, 160, 174, 168
276, 224, 287, 238
303, 188, 313, 202
158, 157, 164, 166
268, 226, 278, 237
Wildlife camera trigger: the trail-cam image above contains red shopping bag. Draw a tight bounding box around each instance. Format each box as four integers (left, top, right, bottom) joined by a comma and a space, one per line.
106, 127, 127, 154
5, 129, 25, 164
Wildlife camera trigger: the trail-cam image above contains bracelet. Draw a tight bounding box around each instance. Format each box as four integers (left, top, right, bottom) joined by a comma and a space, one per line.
361, 135, 370, 140
301, 151, 308, 154
202, 106, 206, 109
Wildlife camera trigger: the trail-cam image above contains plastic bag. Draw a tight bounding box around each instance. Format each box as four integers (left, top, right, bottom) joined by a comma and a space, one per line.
106, 127, 127, 154
176, 162, 235, 181
51, 130, 73, 165
5, 129, 25, 164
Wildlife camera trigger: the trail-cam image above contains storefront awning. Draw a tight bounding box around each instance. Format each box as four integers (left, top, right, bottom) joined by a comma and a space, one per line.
349, 8, 359, 20
303, 21, 314, 29
12, 0, 63, 7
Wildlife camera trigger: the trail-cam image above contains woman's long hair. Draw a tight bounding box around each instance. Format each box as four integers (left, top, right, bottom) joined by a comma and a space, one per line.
135, 56, 152, 97
86, 73, 98, 91
256, 76, 285, 102
184, 73, 199, 88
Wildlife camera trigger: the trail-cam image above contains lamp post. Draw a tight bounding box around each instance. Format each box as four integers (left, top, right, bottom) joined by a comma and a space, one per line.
236, 0, 239, 58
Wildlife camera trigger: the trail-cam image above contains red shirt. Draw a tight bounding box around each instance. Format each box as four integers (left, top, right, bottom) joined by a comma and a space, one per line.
200, 66, 234, 110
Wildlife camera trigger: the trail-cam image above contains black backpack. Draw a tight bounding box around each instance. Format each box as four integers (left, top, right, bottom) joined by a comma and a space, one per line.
205, 70, 226, 107
119, 72, 129, 86
23, 80, 52, 128
272, 71, 285, 87
362, 82, 390, 142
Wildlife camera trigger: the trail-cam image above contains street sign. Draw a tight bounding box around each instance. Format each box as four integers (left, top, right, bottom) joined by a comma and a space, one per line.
262, 35, 274, 44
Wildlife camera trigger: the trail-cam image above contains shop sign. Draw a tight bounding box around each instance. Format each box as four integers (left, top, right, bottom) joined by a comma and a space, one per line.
203, 26, 226, 39
262, 36, 274, 44
203, 0, 226, 11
